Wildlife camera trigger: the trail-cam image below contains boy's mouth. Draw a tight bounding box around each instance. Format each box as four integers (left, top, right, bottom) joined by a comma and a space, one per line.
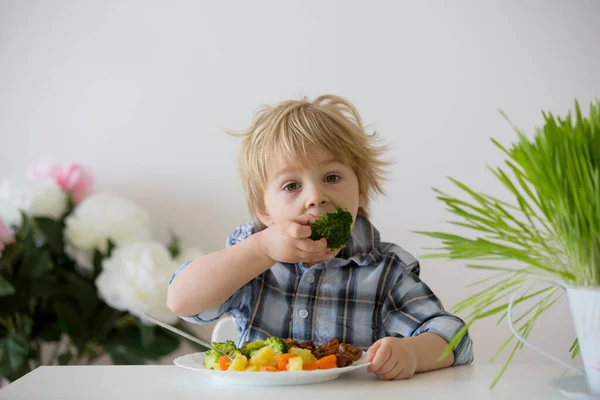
306, 210, 327, 219
307, 207, 335, 218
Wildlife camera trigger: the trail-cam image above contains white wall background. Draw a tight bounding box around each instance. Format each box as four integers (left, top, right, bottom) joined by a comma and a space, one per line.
1, 0, 599, 367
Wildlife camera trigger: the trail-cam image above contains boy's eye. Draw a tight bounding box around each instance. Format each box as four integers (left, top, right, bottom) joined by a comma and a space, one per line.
324, 175, 340, 183
283, 182, 300, 192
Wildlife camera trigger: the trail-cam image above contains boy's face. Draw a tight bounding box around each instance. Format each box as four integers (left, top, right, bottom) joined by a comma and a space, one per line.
257, 146, 364, 236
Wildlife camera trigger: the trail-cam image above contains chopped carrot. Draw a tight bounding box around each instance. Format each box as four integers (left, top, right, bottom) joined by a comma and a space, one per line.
218, 355, 230, 371
276, 353, 298, 371
316, 354, 337, 370
302, 362, 318, 371
260, 366, 279, 372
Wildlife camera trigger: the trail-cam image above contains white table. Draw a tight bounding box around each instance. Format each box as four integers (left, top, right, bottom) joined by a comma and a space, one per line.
0, 364, 577, 399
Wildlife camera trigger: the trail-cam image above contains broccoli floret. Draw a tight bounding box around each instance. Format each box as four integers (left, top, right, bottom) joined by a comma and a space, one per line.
203, 340, 241, 369
240, 341, 268, 358
266, 337, 287, 354
204, 349, 221, 369
239, 337, 288, 357
213, 340, 242, 357
203, 350, 220, 370
309, 206, 353, 251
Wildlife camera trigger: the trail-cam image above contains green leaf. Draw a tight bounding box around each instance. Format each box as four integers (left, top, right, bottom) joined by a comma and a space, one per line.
0, 241, 26, 270
58, 352, 74, 365
91, 239, 115, 280
29, 275, 62, 298
139, 321, 156, 349
106, 239, 116, 258
34, 217, 64, 254
58, 271, 100, 315
167, 231, 181, 258
20, 248, 54, 279
107, 346, 147, 365
438, 323, 471, 361
569, 338, 580, 359
148, 328, 181, 358
0, 280, 30, 313
3, 333, 29, 371
108, 325, 180, 360
0, 346, 32, 383
476, 286, 553, 320
0, 275, 15, 296
16, 212, 33, 242
55, 299, 84, 339
93, 249, 103, 279
15, 314, 34, 335
93, 307, 124, 342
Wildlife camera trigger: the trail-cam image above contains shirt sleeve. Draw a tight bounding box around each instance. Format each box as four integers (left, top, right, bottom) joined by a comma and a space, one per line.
381, 264, 474, 366
168, 222, 257, 325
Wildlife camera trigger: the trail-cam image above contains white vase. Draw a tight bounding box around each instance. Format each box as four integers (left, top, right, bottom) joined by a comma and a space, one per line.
508, 283, 600, 395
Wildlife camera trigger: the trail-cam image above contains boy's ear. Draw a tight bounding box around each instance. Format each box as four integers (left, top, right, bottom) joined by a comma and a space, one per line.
255, 206, 273, 227
359, 192, 366, 208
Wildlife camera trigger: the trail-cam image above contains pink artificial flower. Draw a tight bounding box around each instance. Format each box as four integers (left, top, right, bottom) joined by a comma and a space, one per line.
56, 164, 93, 204
27, 160, 93, 204
0, 217, 15, 257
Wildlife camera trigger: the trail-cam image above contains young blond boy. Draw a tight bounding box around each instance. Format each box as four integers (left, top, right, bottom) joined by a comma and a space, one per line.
167, 95, 473, 380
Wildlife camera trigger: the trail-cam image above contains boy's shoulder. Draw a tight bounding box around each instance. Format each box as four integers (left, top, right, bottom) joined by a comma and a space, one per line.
226, 221, 258, 248
378, 241, 420, 275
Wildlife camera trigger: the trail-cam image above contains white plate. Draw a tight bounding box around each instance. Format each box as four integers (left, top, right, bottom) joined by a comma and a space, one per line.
173, 351, 371, 386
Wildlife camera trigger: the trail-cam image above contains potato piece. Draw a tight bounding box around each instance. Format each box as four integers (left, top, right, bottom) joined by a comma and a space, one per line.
250, 346, 276, 367
286, 356, 303, 371
227, 354, 248, 371
289, 347, 317, 364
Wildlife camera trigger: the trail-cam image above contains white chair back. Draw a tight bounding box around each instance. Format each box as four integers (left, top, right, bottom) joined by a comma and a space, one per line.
210, 316, 239, 343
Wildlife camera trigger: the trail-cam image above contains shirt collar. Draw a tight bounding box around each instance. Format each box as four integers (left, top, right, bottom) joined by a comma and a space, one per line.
332, 214, 382, 267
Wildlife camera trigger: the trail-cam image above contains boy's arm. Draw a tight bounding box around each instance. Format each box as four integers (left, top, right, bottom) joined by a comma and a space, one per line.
167, 216, 331, 318
167, 233, 272, 317
367, 268, 472, 380
367, 332, 455, 379
403, 332, 455, 371
381, 267, 474, 368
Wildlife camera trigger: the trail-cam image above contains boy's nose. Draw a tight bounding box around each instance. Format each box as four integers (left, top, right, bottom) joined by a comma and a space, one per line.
305, 188, 329, 209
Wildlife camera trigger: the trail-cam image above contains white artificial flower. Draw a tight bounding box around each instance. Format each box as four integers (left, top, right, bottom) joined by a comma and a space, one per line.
0, 178, 67, 228
173, 246, 204, 266
64, 193, 151, 272
96, 241, 178, 324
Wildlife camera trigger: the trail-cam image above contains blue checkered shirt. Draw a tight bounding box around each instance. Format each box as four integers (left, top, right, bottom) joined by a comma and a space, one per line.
170, 215, 473, 366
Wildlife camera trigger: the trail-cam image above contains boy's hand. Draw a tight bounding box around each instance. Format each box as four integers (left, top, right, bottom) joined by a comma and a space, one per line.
366, 337, 418, 380
257, 215, 335, 264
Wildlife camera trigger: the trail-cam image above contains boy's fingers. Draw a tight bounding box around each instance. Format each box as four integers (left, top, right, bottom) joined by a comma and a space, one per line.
306, 214, 318, 224
376, 359, 398, 379
295, 238, 328, 253
296, 250, 330, 263
292, 214, 317, 227
368, 341, 391, 373
288, 223, 312, 239
366, 340, 382, 362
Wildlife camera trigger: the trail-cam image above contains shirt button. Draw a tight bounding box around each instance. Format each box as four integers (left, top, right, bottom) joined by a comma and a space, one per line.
298, 309, 309, 318
306, 274, 315, 283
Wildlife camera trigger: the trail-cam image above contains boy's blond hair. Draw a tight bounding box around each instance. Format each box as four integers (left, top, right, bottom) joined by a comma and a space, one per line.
230, 94, 390, 230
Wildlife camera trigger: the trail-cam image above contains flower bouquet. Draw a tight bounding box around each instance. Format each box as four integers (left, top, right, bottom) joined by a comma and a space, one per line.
0, 162, 205, 383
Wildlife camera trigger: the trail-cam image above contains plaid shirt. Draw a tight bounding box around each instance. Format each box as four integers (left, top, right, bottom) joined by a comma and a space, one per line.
170, 215, 474, 366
